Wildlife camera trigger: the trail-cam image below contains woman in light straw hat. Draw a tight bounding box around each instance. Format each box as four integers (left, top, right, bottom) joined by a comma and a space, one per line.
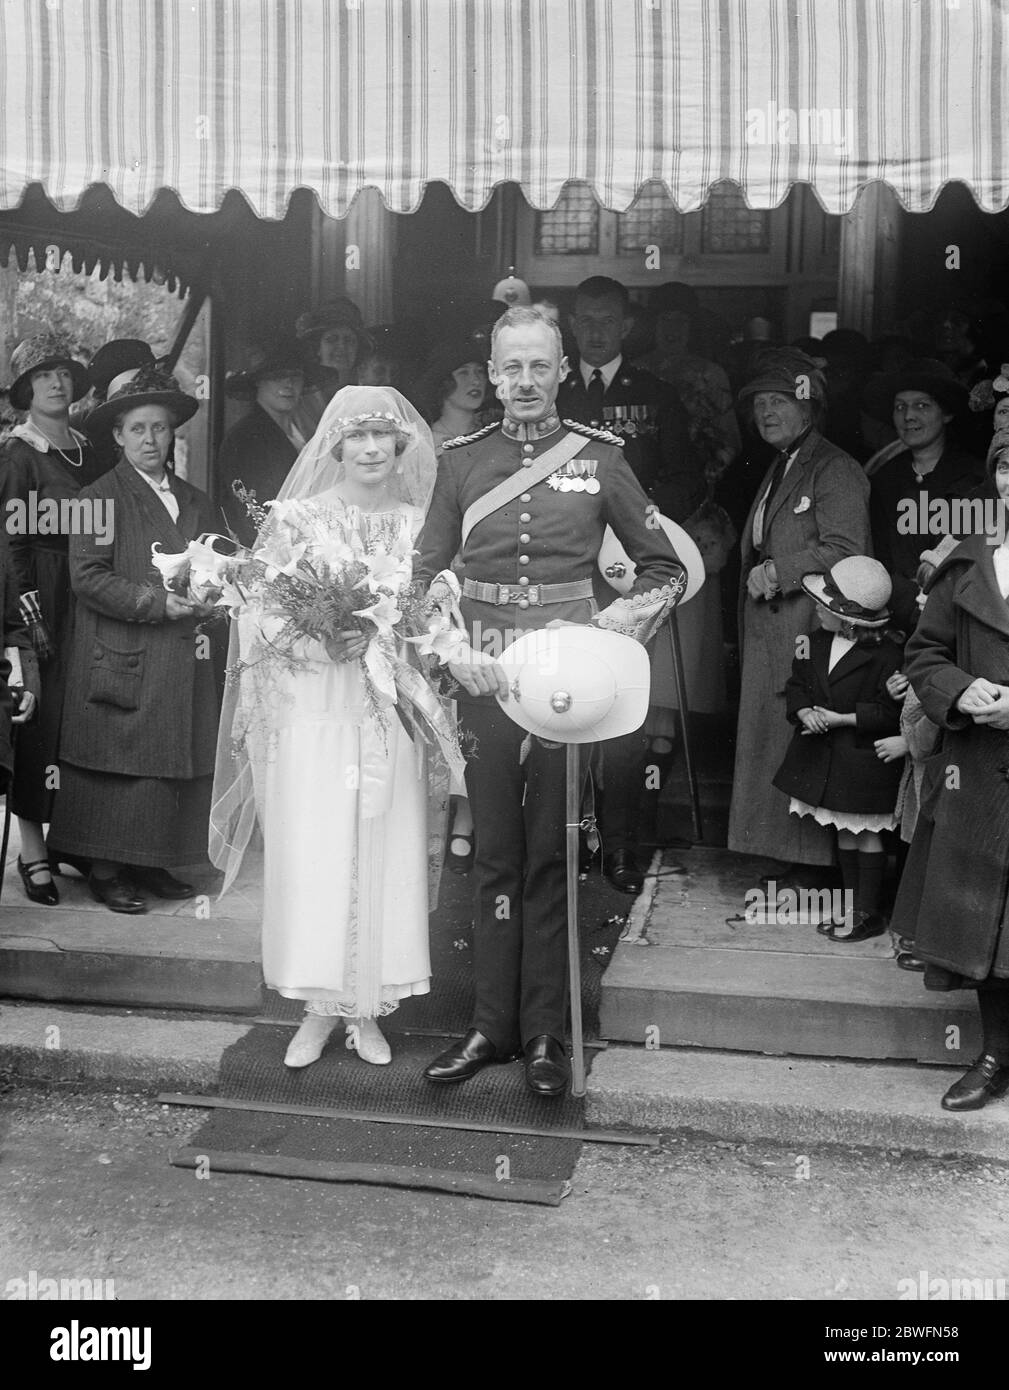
771, 556, 904, 941
0, 332, 107, 905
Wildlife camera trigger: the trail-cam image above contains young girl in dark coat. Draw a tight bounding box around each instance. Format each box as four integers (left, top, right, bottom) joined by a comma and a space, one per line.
772, 556, 905, 940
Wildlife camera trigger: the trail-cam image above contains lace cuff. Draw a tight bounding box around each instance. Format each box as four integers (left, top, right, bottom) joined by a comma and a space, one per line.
593, 572, 687, 644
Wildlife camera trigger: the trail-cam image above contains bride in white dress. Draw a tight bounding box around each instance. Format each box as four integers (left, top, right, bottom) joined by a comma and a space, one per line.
210, 386, 446, 1069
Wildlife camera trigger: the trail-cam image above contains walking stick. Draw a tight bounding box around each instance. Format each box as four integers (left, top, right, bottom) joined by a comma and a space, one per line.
565, 741, 586, 1098
664, 608, 703, 843
0, 725, 16, 906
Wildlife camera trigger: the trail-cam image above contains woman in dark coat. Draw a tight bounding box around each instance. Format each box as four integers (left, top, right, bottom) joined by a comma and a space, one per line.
890, 442, 1009, 1111
864, 359, 984, 634
0, 333, 109, 904
728, 348, 871, 880
773, 557, 904, 940
216, 341, 308, 548
48, 368, 219, 914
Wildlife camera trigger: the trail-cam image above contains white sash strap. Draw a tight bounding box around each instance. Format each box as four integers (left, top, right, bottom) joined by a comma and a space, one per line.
460, 430, 587, 547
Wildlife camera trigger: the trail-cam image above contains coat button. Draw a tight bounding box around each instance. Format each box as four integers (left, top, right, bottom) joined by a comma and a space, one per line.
520, 494, 531, 503
521, 459, 534, 468
518, 576, 530, 586
518, 555, 529, 565
128, 656, 139, 668
519, 533, 531, 544
522, 442, 535, 454
520, 512, 531, 523
518, 598, 529, 609
93, 647, 103, 660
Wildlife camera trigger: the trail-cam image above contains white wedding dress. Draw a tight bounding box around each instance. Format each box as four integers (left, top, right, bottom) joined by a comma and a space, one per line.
241, 499, 431, 1017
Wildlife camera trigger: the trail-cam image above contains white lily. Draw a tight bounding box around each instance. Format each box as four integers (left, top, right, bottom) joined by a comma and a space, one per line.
353, 591, 401, 637
150, 542, 192, 589
403, 614, 469, 662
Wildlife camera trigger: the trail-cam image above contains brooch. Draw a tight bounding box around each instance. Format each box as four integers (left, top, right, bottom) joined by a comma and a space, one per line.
793, 496, 811, 514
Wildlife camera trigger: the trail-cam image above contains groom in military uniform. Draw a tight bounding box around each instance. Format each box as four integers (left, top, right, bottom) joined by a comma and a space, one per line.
415, 305, 685, 1097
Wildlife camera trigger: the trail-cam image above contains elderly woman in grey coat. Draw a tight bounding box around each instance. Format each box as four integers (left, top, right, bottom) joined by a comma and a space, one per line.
48, 367, 219, 914
727, 348, 871, 883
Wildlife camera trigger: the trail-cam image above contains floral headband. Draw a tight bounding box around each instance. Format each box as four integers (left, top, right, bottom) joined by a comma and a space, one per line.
968, 365, 1009, 412
325, 411, 413, 441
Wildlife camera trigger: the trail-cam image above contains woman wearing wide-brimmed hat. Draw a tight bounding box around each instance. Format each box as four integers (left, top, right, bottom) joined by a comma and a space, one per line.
216, 340, 309, 548
292, 296, 372, 439
47, 366, 218, 914
863, 358, 983, 633
889, 443, 1009, 1112
0, 332, 110, 904
416, 334, 490, 457
728, 347, 871, 882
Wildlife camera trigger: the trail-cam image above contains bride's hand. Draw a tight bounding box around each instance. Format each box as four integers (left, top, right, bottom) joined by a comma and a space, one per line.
324, 630, 369, 663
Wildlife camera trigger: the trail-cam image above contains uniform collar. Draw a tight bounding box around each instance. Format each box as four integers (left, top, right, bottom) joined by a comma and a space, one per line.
579, 355, 622, 390
501, 410, 562, 442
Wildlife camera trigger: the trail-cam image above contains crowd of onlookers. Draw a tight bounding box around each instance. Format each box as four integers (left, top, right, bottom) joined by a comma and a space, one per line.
0, 278, 1007, 1113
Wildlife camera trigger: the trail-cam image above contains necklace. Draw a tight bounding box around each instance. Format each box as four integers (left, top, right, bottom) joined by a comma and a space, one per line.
32, 419, 83, 468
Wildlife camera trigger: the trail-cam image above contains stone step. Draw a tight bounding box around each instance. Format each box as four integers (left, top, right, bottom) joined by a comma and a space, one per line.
586, 1046, 1009, 1162
0, 901, 261, 1014
599, 847, 981, 1065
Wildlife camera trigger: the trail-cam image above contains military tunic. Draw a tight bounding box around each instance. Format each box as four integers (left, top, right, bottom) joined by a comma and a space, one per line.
416, 416, 684, 1050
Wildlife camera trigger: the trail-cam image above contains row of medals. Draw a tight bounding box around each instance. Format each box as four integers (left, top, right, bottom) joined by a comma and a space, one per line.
547, 460, 600, 494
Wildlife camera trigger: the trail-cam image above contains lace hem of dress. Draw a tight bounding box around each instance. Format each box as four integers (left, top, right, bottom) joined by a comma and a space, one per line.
302, 990, 408, 1020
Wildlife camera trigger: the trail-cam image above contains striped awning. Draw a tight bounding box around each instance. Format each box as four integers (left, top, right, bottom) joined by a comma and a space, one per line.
1, 0, 1005, 221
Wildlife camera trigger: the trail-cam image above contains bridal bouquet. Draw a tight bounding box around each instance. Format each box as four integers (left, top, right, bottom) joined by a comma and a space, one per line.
149, 489, 465, 777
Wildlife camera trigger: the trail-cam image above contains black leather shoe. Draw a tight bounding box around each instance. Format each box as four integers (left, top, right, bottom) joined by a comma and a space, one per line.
827, 911, 888, 943
603, 849, 644, 895
524, 1035, 570, 1097
423, 1029, 520, 1083
17, 857, 59, 905
88, 873, 147, 915
128, 866, 195, 899
941, 1054, 1009, 1112
896, 951, 926, 972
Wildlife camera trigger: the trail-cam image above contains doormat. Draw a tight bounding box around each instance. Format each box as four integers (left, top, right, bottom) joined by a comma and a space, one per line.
170, 878, 632, 1204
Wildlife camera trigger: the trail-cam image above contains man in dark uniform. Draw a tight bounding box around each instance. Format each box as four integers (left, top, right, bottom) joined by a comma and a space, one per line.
415, 306, 685, 1096
558, 276, 696, 892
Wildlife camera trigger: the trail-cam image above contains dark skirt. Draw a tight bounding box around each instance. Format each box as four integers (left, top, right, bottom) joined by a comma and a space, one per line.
12, 547, 73, 822
48, 764, 213, 868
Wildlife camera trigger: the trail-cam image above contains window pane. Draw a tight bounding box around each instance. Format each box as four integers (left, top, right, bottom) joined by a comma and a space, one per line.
534, 185, 599, 255
701, 185, 770, 253
617, 182, 683, 255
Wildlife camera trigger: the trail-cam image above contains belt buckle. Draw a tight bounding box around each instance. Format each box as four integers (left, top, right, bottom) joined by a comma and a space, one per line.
527, 585, 541, 605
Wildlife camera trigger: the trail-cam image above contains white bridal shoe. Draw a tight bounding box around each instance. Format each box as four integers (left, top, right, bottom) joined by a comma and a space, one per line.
346, 1017, 392, 1066
284, 1014, 339, 1068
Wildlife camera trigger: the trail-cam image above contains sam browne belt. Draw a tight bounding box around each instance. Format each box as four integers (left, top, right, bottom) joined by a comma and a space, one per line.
462, 577, 594, 607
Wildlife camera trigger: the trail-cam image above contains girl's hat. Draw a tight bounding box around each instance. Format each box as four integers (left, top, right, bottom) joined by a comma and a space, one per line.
85, 365, 199, 436
802, 556, 892, 628
737, 347, 827, 405
861, 357, 968, 423
8, 333, 89, 411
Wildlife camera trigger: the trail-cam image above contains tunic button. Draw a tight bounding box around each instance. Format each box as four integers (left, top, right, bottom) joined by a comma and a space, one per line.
519, 554, 529, 565
520, 494, 531, 503
522, 442, 535, 454
518, 576, 530, 586
521, 459, 534, 468
518, 598, 530, 609
519, 533, 531, 544
520, 513, 531, 523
